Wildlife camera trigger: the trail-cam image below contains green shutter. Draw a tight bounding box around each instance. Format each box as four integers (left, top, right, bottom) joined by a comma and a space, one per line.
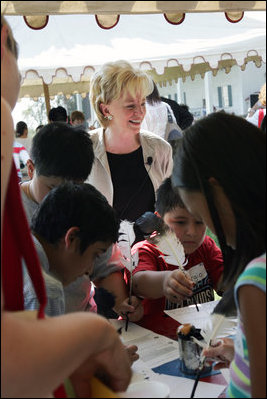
218, 87, 222, 108
228, 85, 232, 106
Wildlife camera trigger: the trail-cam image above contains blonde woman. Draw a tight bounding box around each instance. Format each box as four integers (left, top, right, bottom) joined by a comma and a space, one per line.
88, 60, 173, 242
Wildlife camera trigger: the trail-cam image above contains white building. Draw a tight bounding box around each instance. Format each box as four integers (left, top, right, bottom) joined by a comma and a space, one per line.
158, 62, 266, 119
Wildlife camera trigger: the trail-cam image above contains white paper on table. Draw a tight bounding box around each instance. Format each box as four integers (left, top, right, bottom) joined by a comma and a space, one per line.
164, 300, 237, 336
152, 374, 227, 398
109, 319, 180, 368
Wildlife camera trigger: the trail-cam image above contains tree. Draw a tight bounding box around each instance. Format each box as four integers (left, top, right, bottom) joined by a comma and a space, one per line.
22, 94, 78, 131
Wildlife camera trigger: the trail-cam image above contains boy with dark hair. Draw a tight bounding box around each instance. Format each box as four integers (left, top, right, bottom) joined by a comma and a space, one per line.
48, 105, 68, 122
20, 122, 142, 319
21, 122, 94, 218
131, 177, 223, 340
24, 182, 119, 314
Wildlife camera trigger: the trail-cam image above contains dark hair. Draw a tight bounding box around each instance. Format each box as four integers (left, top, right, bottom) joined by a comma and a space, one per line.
36, 124, 44, 133
31, 122, 94, 180
48, 106, 68, 122
31, 182, 119, 253
155, 177, 185, 217
146, 81, 161, 105
16, 121, 28, 137
172, 112, 266, 313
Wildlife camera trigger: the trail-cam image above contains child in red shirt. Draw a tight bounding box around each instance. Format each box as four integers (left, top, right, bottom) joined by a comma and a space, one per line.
130, 177, 223, 340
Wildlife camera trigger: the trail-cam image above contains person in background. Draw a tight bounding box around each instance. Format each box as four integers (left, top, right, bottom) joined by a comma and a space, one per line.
35, 124, 44, 133
15, 120, 32, 154
131, 177, 223, 340
70, 110, 86, 127
141, 81, 181, 141
12, 139, 30, 182
161, 96, 194, 130
172, 112, 265, 398
1, 15, 131, 398
246, 83, 266, 130
48, 105, 68, 123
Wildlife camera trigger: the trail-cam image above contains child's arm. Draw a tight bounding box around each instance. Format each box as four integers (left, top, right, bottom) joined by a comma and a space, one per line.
238, 284, 266, 398
133, 269, 194, 302
1, 306, 131, 398
95, 271, 144, 322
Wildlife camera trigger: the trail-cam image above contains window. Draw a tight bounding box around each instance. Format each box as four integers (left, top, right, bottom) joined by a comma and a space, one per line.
174, 93, 178, 102
217, 85, 232, 107
183, 92, 187, 104
168, 94, 172, 99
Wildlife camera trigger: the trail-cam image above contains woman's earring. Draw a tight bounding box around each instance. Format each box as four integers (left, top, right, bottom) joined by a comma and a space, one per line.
105, 114, 113, 121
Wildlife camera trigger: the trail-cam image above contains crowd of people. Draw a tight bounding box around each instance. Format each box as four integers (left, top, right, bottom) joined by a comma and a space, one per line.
2, 14, 266, 399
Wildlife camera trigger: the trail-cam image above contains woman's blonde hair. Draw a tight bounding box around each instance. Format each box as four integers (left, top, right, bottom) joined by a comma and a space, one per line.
89, 60, 154, 127
259, 83, 266, 106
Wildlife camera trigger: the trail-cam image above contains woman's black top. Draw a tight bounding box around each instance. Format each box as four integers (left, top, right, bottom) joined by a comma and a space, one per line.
107, 146, 155, 242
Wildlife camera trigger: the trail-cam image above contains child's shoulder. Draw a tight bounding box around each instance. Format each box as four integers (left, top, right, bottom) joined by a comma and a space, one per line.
132, 239, 159, 253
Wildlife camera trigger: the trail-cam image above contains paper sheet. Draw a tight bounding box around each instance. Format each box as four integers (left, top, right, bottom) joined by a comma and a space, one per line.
164, 300, 237, 336
110, 320, 228, 398
153, 374, 227, 398
109, 319, 180, 368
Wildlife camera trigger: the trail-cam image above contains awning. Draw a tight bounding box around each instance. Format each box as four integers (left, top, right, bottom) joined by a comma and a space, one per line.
3, 2, 265, 107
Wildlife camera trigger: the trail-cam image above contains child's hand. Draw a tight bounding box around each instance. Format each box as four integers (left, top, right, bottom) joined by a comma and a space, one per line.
203, 337, 234, 369
115, 296, 144, 322
163, 270, 194, 303
125, 344, 139, 365
70, 327, 132, 396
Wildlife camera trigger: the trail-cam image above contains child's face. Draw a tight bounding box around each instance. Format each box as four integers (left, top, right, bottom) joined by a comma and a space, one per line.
56, 241, 112, 286
163, 206, 206, 255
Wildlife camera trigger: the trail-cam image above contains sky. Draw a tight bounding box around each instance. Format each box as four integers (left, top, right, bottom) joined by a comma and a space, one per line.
8, 11, 266, 126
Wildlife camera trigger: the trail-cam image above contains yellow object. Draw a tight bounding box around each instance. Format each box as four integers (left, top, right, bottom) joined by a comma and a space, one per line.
90, 377, 119, 398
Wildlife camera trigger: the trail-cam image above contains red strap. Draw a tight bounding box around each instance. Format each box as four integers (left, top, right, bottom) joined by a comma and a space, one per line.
2, 162, 47, 316
258, 108, 264, 128
1, 161, 67, 397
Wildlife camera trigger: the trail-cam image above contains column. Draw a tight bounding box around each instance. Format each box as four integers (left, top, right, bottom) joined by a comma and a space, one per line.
204, 70, 213, 115
177, 78, 183, 104
75, 93, 83, 111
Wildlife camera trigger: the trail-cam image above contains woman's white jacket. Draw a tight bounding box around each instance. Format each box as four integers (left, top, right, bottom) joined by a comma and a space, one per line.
86, 128, 173, 206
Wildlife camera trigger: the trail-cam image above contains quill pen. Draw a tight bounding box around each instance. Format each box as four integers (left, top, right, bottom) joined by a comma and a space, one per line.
149, 227, 199, 311
190, 289, 237, 397
117, 220, 139, 331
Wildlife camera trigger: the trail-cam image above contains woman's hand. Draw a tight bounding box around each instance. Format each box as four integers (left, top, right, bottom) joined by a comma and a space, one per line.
203, 337, 234, 370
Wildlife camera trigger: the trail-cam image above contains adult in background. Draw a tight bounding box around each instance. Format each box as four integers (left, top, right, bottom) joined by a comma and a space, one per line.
141, 81, 181, 141
87, 60, 173, 243
246, 83, 266, 132
15, 120, 32, 153
70, 110, 86, 127
12, 139, 30, 182
48, 105, 68, 123
161, 96, 194, 130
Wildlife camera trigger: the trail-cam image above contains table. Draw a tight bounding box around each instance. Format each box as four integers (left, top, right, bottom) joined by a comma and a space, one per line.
109, 319, 229, 398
